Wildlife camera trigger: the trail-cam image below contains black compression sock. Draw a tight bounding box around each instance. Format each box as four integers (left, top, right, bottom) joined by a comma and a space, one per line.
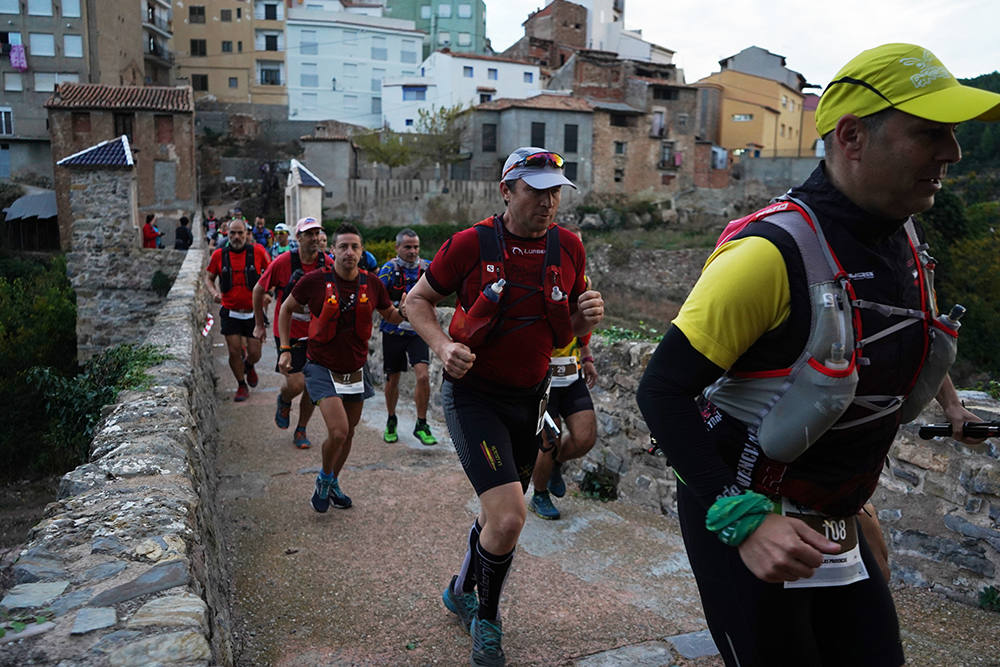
475, 543, 514, 622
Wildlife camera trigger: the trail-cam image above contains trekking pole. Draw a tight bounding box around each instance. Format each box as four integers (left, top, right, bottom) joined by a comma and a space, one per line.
918, 421, 1000, 439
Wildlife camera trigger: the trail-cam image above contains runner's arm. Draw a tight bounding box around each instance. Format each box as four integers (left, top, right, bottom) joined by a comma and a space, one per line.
204, 270, 221, 303
571, 289, 604, 337
252, 281, 268, 338
935, 374, 985, 444
406, 274, 476, 378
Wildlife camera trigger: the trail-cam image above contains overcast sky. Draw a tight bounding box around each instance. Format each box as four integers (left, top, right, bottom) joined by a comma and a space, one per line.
484, 0, 1000, 89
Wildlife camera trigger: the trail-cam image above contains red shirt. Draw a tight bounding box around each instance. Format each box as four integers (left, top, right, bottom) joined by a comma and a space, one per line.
206, 244, 271, 311
258, 251, 328, 339
292, 269, 391, 373
142, 222, 159, 249
426, 218, 587, 388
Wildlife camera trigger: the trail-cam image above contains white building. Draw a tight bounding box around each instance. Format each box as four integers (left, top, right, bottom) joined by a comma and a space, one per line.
285, 1, 424, 126
382, 50, 540, 131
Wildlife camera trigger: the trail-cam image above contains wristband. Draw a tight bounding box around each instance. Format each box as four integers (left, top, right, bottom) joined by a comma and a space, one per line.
279, 346, 292, 352
581, 356, 595, 363
705, 491, 774, 547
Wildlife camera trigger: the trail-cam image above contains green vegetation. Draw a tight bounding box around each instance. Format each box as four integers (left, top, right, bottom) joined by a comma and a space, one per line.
980, 585, 1000, 613
579, 467, 619, 502
952, 73, 1000, 176
0, 609, 53, 639
597, 323, 662, 343
151, 269, 173, 298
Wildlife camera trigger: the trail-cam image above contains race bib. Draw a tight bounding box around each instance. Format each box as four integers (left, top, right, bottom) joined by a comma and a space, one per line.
549, 356, 579, 387
781, 498, 869, 589
332, 368, 364, 395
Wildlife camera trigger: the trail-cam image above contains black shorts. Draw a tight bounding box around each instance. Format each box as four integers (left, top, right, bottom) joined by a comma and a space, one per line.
220, 308, 255, 337
382, 332, 430, 376
546, 376, 593, 420
302, 360, 374, 404
676, 482, 904, 667
274, 337, 307, 374
442, 377, 548, 496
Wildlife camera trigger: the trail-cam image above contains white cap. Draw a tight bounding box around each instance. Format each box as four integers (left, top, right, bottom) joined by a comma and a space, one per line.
500, 146, 576, 190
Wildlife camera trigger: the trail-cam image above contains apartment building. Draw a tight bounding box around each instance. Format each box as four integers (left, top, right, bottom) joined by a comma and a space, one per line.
173, 0, 287, 106
143, 0, 174, 85
286, 3, 423, 126
1, 0, 143, 182
383, 0, 486, 58
382, 50, 540, 131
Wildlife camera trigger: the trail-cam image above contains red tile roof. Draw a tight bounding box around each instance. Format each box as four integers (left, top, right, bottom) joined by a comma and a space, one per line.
476, 94, 592, 113
45, 83, 194, 113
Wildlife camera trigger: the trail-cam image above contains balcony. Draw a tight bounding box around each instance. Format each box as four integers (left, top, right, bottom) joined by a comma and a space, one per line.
143, 14, 173, 38
144, 41, 175, 66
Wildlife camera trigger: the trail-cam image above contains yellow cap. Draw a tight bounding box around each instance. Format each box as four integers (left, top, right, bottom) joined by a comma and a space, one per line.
815, 43, 1000, 136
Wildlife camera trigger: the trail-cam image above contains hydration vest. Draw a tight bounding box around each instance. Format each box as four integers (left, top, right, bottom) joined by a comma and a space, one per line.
219, 245, 260, 293
307, 270, 375, 344
705, 196, 957, 464
447, 216, 574, 349
384, 257, 426, 303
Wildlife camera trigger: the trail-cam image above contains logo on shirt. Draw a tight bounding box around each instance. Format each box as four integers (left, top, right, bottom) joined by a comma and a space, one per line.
511, 246, 545, 256
480, 440, 502, 471
847, 271, 875, 280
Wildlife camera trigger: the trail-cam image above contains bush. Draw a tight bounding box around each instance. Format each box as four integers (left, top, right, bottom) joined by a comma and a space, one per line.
151, 270, 173, 298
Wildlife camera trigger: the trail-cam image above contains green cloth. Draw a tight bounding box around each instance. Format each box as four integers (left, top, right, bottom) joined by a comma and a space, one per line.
705, 491, 775, 547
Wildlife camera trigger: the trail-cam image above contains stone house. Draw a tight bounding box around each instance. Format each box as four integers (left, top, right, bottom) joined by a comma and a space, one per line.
502, 0, 587, 72
45, 82, 196, 250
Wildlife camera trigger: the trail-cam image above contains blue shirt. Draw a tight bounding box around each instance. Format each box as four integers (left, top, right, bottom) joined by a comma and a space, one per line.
378, 257, 430, 335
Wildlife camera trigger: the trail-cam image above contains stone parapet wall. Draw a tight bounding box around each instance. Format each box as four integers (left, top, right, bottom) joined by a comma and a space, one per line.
0, 240, 233, 665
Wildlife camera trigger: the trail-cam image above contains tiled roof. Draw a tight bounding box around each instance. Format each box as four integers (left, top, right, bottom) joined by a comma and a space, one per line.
476, 94, 592, 113
45, 83, 194, 113
57, 135, 134, 168
436, 49, 535, 67
291, 159, 324, 187
586, 98, 644, 114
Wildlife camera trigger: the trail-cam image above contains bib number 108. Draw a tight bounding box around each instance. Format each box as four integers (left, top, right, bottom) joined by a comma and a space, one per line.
823, 519, 848, 542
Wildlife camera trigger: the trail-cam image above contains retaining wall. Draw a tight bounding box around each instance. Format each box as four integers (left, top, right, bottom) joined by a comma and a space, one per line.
0, 236, 232, 665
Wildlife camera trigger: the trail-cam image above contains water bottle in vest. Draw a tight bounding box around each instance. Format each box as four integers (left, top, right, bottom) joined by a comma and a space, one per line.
449, 279, 506, 347
899, 304, 964, 422
308, 281, 341, 343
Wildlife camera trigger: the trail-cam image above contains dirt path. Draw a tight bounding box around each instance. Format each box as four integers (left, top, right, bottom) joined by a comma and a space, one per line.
212, 330, 1000, 666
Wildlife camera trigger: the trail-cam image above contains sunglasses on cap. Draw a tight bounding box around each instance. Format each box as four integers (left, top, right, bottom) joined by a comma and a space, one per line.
502, 151, 565, 180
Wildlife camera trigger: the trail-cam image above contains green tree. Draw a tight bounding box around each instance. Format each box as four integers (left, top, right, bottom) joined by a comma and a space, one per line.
412, 104, 468, 175
352, 128, 413, 178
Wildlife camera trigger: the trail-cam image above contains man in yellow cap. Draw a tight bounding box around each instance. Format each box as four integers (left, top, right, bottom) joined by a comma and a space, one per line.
637, 43, 999, 666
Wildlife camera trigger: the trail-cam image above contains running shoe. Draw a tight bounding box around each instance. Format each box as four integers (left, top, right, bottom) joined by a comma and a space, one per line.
548, 461, 566, 498
293, 426, 311, 449
330, 477, 352, 509
414, 422, 438, 446
442, 575, 478, 634
234, 384, 249, 402
245, 362, 258, 388
275, 395, 292, 429
383, 415, 398, 443
529, 491, 561, 520
311, 475, 334, 513
470, 616, 505, 666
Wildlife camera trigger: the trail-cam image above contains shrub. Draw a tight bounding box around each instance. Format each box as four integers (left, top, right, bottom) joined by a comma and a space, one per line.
151, 270, 173, 297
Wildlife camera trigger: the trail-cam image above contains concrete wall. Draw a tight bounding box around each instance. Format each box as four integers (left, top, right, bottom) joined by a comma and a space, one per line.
0, 235, 233, 665
737, 156, 818, 193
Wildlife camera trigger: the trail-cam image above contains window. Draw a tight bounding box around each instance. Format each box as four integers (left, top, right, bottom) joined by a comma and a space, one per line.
259, 61, 281, 85
402, 85, 426, 101
458, 32, 471, 47
27, 0, 52, 16
488, 68, 497, 80
652, 86, 678, 100
189, 6, 205, 23
343, 94, 357, 109
263, 2, 278, 20
790, 100, 795, 112
0, 107, 11, 135
62, 0, 81, 17
458, 3, 472, 18
401, 40, 417, 63
614, 140, 626, 155
614, 168, 624, 182
29, 33, 55, 56
371, 36, 387, 60
659, 141, 673, 167
781, 95, 788, 108
405, 118, 414, 126
523, 71, 533, 83
114, 112, 134, 141
481, 123, 496, 152
463, 65, 473, 78
651, 110, 664, 137
371, 67, 385, 92
564, 161, 577, 181
238, 41, 243, 52
564, 124, 578, 153
3, 72, 22, 91
72, 111, 90, 134
300, 30, 318, 55
780, 124, 785, 137
265, 34, 279, 51
371, 97, 381, 115
438, 32, 450, 46
301, 63, 318, 87
228, 77, 238, 88
531, 121, 545, 147
155, 114, 173, 144
190, 39, 206, 57
731, 113, 753, 122
420, 5, 431, 19
220, 8, 232, 21
610, 113, 632, 127
33, 72, 57, 91
343, 30, 358, 45
237, 8, 242, 18
63, 34, 82, 57
191, 74, 208, 91
438, 4, 451, 17
676, 112, 688, 132
0, 0, 18, 13
477, 93, 490, 103
222, 40, 233, 53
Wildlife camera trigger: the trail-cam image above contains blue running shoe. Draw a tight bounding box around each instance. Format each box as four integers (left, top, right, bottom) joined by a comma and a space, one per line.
293, 426, 311, 449
442, 575, 478, 634
470, 616, 505, 666
548, 461, 566, 498
311, 475, 333, 513
330, 477, 352, 509
275, 394, 292, 429
529, 491, 560, 520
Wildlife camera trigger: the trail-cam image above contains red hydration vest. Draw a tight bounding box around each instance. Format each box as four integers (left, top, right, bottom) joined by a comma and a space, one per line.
308, 270, 375, 344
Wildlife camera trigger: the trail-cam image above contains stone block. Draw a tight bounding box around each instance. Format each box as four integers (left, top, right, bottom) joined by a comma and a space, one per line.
943, 513, 1000, 552
878, 508, 902, 522
105, 630, 211, 666
895, 442, 949, 472
891, 466, 920, 487
893, 530, 994, 577
88, 559, 190, 607
72, 607, 117, 635
962, 464, 1000, 496
127, 592, 207, 631
1, 581, 70, 609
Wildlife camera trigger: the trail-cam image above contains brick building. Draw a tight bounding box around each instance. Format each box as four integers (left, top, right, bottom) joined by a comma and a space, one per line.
46, 83, 196, 250
502, 0, 587, 73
